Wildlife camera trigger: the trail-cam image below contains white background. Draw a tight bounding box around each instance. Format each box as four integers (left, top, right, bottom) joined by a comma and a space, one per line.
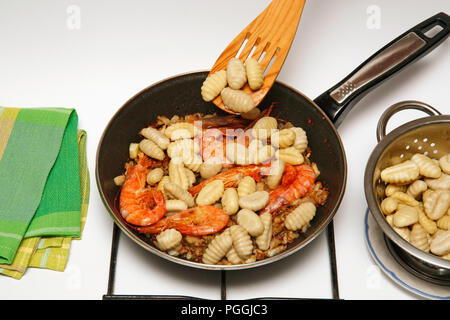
0, 0, 448, 300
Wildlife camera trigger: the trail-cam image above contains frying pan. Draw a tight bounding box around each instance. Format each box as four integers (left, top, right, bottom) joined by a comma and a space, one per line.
96, 13, 449, 273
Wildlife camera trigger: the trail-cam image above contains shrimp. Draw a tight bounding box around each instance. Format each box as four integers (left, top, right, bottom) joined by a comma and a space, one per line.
119, 155, 166, 226
189, 163, 272, 196
136, 206, 229, 236
260, 164, 316, 215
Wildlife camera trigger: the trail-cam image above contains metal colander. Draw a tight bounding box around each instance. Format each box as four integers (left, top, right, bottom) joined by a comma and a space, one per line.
364, 100, 450, 284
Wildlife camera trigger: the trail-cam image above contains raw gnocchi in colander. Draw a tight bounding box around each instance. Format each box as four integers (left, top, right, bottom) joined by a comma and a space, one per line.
439, 155, 450, 174
380, 160, 420, 185
380, 153, 450, 260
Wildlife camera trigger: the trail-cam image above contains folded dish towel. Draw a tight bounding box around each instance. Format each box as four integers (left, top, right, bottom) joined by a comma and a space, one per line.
0, 129, 89, 279
0, 107, 88, 275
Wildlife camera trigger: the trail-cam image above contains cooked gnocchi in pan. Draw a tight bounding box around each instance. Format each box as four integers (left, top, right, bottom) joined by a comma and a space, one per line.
115, 108, 328, 266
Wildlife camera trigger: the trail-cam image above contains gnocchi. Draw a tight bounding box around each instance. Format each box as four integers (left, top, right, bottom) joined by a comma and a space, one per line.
406, 180, 427, 199
146, 168, 164, 186
164, 182, 195, 207
237, 176, 256, 197
168, 159, 190, 190
393, 206, 419, 227
425, 173, 450, 190
411, 153, 441, 178
255, 212, 273, 251
252, 116, 278, 140
439, 154, 450, 174
225, 142, 251, 165
229, 225, 253, 259
271, 128, 296, 149
380, 197, 398, 215
236, 209, 264, 237
226, 58, 247, 90
164, 122, 195, 140
380, 160, 420, 185
244, 57, 264, 90
139, 139, 165, 161
116, 110, 327, 266
430, 230, 450, 256
410, 224, 430, 252
114, 175, 126, 186
221, 87, 255, 113
276, 147, 304, 165
202, 229, 233, 265
140, 127, 170, 150
266, 160, 286, 189
379, 152, 450, 260
196, 180, 225, 206
129, 143, 140, 159
238, 191, 269, 212
156, 229, 182, 251
291, 127, 308, 152
165, 199, 188, 212
221, 188, 239, 215
199, 157, 222, 179
285, 202, 317, 232
201, 70, 227, 102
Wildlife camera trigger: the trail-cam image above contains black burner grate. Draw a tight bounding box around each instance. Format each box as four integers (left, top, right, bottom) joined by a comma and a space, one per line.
103, 222, 339, 300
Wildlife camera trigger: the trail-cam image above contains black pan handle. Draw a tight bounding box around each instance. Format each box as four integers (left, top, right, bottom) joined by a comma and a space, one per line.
314, 12, 450, 128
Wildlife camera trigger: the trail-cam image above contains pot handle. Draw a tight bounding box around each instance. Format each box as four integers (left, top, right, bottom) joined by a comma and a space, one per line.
376, 100, 441, 142
314, 12, 449, 128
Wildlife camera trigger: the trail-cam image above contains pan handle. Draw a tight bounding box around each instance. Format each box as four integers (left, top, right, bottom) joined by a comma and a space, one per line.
376, 100, 441, 142
313, 12, 449, 128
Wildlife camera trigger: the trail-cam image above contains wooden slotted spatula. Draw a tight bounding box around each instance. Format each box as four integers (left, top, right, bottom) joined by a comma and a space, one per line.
209, 0, 306, 114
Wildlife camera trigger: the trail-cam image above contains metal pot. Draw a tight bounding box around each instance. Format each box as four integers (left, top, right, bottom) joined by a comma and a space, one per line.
364, 100, 450, 284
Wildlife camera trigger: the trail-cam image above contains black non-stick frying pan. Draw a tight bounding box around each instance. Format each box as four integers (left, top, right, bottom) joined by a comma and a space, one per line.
96, 12, 449, 281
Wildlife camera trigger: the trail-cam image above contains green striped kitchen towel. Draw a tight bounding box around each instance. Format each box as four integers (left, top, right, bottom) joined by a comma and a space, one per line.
0, 107, 82, 265
0, 130, 89, 279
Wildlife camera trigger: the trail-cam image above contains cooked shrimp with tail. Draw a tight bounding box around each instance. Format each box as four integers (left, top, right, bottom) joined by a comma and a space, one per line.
137, 206, 229, 236
120, 155, 166, 226
260, 164, 316, 215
